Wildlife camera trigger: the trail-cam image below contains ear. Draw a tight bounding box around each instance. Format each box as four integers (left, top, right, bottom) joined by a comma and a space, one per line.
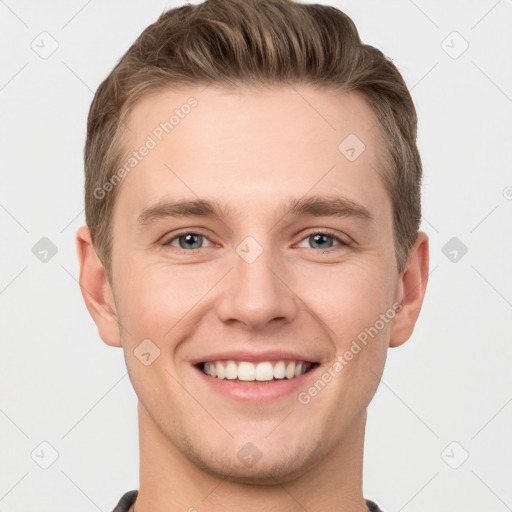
389, 231, 429, 348
76, 225, 122, 347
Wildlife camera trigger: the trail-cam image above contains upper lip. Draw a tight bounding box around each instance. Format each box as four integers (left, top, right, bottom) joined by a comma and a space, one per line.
190, 350, 317, 365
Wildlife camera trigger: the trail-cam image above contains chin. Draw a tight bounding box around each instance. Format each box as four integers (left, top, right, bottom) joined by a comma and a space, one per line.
186, 440, 320, 485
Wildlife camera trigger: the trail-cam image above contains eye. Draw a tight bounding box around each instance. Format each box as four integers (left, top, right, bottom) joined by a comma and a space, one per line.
163, 232, 213, 250
296, 230, 350, 250
162, 230, 350, 252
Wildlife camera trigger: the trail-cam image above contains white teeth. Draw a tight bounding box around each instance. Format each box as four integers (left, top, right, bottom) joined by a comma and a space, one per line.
273, 360, 286, 379
238, 361, 255, 381
225, 360, 238, 379
285, 361, 296, 379
255, 362, 274, 381
216, 361, 225, 379
202, 360, 312, 381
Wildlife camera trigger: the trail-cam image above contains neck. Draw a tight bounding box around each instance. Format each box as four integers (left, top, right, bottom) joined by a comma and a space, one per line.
134, 402, 369, 512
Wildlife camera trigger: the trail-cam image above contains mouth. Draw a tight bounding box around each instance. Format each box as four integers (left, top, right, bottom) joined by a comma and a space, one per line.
196, 359, 319, 384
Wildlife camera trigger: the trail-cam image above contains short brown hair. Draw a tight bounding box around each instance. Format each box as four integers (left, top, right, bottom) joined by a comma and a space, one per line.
84, 0, 422, 280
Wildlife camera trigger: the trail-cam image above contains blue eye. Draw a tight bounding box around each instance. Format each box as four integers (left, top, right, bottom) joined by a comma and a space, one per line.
165, 232, 212, 250
308, 233, 336, 249
296, 231, 348, 250
163, 230, 349, 251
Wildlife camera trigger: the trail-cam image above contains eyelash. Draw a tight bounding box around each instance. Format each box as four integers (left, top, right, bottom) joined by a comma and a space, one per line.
162, 229, 351, 252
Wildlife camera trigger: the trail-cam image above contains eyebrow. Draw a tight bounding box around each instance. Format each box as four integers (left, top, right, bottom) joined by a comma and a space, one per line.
136, 194, 373, 228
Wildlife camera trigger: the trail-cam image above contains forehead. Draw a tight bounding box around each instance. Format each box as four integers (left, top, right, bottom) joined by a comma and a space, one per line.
126, 84, 381, 147
113, 84, 390, 225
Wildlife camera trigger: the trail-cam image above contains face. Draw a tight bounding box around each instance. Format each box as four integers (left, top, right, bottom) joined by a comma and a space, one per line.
100, 85, 410, 483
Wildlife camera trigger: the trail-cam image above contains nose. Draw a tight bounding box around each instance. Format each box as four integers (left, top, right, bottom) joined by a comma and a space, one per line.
215, 242, 298, 331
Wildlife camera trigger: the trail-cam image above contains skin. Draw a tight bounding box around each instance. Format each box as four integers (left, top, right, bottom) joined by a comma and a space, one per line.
76, 85, 429, 512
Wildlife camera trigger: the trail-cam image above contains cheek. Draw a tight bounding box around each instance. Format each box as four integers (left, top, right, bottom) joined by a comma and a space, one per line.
114, 261, 218, 342
294, 260, 394, 340
114, 248, 395, 351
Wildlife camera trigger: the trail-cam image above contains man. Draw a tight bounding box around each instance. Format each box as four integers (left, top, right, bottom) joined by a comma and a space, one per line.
76, 1, 429, 510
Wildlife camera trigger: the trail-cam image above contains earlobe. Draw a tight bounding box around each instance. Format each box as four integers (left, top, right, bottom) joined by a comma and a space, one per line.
76, 225, 122, 347
389, 231, 429, 348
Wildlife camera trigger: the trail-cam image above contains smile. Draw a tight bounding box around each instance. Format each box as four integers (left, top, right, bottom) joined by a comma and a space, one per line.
200, 360, 316, 382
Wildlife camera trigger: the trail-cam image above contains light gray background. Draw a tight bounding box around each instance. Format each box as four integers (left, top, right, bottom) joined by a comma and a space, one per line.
1, 0, 511, 510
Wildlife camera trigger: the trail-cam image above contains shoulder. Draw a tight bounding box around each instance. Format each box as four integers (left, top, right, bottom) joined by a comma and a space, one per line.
111, 490, 138, 512
365, 498, 385, 512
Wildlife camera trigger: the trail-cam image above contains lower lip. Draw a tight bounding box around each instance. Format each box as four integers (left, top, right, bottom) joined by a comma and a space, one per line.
194, 364, 319, 402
